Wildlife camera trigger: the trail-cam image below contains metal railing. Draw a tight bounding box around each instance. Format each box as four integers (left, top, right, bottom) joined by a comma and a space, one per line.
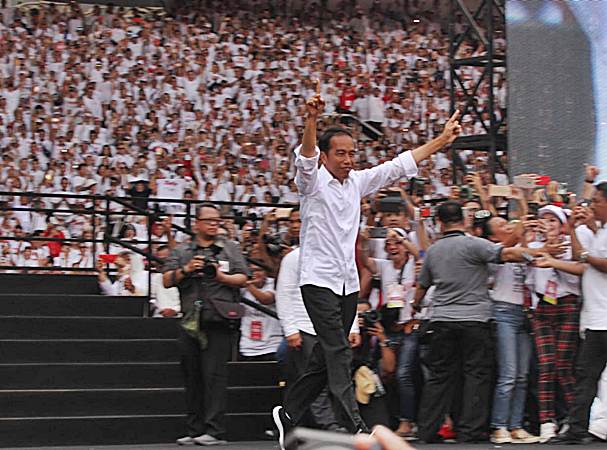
1, 191, 291, 318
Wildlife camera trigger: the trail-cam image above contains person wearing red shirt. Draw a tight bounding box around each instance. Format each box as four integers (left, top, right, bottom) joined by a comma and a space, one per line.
41, 221, 65, 258
338, 81, 357, 114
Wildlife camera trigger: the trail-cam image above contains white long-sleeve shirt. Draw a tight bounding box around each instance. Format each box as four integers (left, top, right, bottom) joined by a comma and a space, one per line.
275, 247, 359, 337
150, 272, 181, 315
294, 146, 418, 295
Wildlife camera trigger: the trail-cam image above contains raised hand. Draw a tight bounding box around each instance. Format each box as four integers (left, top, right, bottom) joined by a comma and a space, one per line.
440, 110, 462, 144
585, 164, 600, 183
305, 79, 325, 119
534, 254, 556, 269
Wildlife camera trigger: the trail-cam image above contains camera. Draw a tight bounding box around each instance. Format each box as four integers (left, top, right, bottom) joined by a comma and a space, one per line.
368, 227, 387, 239
263, 233, 284, 256
360, 310, 381, 328
193, 254, 219, 278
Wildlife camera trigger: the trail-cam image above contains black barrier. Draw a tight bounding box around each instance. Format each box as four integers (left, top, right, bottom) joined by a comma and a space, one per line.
0, 191, 292, 319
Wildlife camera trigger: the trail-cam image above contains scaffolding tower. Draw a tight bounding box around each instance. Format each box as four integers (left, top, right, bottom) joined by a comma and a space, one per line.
449, 0, 506, 183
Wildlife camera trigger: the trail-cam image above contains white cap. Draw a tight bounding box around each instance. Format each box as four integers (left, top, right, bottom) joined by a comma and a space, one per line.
538, 205, 567, 224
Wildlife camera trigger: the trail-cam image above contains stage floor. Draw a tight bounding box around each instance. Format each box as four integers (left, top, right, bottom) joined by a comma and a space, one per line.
5, 442, 607, 450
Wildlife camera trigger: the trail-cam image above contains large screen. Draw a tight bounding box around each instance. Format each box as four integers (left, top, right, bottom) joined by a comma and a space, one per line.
507, 0, 606, 191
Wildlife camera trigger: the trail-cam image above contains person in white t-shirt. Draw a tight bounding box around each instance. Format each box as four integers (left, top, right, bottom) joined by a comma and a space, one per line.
238, 263, 282, 360
358, 227, 419, 439
526, 205, 584, 443
546, 184, 607, 443
477, 216, 539, 444
97, 251, 149, 296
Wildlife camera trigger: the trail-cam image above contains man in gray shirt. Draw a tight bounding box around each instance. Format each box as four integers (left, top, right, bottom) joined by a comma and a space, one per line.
412, 201, 541, 443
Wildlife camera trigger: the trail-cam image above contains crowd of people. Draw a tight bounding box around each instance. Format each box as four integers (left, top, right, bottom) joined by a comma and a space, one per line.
0, 0, 506, 274
5, 0, 606, 448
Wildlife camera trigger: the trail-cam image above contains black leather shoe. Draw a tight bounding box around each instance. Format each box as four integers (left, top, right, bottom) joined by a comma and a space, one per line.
551, 431, 593, 445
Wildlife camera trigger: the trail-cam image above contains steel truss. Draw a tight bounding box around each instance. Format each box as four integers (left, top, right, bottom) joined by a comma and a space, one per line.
449, 0, 506, 183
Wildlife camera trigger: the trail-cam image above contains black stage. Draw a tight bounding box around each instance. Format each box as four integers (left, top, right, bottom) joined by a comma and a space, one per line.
5, 442, 607, 450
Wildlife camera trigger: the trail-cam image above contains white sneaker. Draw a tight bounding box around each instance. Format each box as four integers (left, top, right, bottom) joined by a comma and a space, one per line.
193, 434, 227, 446
588, 425, 607, 441
491, 428, 512, 444
176, 435, 196, 445
510, 428, 540, 444
539, 422, 557, 443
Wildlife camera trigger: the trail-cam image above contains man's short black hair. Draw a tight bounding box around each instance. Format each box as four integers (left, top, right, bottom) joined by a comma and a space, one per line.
196, 202, 219, 218
437, 200, 464, 225
596, 182, 607, 200
318, 127, 354, 154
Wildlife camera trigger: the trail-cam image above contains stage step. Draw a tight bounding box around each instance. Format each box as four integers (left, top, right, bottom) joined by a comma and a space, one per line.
227, 361, 279, 387
0, 415, 186, 447
2, 388, 186, 417
0, 294, 146, 317
0, 339, 180, 363
0, 317, 179, 339
226, 413, 275, 441
227, 386, 282, 413
0, 274, 100, 294
1, 387, 279, 418
0, 274, 282, 445
0, 413, 276, 447
0, 362, 182, 390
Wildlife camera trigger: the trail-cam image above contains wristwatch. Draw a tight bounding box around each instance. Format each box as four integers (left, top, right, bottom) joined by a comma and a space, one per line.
579, 251, 590, 263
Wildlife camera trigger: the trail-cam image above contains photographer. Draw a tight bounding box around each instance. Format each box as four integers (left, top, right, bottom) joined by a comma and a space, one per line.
358, 227, 420, 438
257, 207, 301, 277
163, 203, 248, 446
354, 302, 400, 430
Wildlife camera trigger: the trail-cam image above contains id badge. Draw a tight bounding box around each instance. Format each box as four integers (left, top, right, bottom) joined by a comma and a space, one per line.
543, 279, 558, 305
250, 320, 263, 341
218, 260, 230, 273
386, 283, 405, 309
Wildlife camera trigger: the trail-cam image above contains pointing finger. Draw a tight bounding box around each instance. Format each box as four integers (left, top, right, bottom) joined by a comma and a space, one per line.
316, 79, 321, 96
449, 109, 461, 123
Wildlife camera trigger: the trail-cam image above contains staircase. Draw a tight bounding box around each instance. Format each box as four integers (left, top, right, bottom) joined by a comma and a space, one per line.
0, 274, 282, 447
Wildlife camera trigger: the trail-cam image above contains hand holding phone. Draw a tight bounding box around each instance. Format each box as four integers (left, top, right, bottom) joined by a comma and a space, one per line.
99, 254, 117, 264
488, 185, 512, 198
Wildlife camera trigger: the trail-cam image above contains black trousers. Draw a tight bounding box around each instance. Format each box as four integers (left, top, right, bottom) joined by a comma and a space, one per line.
178, 325, 234, 438
287, 331, 339, 430
284, 284, 366, 433
418, 321, 494, 442
570, 330, 607, 435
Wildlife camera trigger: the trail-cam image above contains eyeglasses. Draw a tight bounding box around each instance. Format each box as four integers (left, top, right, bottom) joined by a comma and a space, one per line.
197, 218, 221, 225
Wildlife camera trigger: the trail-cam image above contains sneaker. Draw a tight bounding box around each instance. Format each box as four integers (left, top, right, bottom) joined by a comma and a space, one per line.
397, 431, 419, 442
589, 420, 607, 441
510, 428, 540, 444
539, 422, 557, 443
176, 436, 196, 445
559, 422, 571, 436
491, 428, 512, 444
272, 406, 293, 450
193, 434, 227, 446
437, 423, 457, 442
